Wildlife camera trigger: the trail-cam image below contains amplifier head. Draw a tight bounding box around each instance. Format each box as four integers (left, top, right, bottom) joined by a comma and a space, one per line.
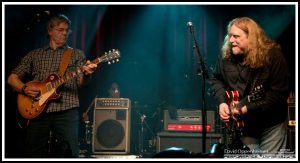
95, 98, 130, 108
163, 109, 216, 132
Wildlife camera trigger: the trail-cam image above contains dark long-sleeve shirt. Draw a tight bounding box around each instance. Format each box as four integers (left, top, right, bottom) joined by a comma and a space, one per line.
209, 48, 289, 136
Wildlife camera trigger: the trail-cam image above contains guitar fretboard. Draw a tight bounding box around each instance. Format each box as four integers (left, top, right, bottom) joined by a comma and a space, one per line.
51, 67, 84, 89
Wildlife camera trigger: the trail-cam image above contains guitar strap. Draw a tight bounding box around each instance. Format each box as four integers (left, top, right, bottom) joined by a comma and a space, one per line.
250, 69, 264, 93
244, 68, 263, 96
58, 47, 74, 77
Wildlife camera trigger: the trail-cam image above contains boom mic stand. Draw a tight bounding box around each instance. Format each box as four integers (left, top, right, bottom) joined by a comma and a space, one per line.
80, 95, 98, 157
187, 21, 209, 153
136, 110, 156, 156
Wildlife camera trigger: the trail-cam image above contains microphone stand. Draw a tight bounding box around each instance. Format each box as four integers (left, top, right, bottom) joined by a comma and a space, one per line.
188, 22, 209, 153
83, 95, 98, 144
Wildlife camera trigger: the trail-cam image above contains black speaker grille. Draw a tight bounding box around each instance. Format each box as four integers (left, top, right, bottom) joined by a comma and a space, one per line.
96, 119, 125, 148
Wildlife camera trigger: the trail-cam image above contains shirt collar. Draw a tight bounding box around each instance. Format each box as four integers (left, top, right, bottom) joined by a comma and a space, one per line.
43, 44, 69, 51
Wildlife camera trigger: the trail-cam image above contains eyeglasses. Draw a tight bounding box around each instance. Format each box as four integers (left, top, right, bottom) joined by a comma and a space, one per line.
54, 28, 72, 34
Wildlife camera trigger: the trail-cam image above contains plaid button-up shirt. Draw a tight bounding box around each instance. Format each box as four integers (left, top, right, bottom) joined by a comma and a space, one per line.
12, 44, 86, 113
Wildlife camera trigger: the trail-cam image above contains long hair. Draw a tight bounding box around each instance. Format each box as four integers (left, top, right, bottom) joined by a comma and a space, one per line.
221, 17, 280, 68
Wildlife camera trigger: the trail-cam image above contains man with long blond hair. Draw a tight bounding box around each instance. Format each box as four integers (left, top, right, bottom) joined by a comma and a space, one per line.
210, 17, 289, 157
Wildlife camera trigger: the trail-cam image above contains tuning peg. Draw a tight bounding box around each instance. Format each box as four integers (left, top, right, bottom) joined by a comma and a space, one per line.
108, 61, 111, 65
112, 60, 115, 63
116, 59, 119, 62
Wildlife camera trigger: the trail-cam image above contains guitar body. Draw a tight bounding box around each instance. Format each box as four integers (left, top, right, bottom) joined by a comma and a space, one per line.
226, 90, 244, 129
224, 85, 264, 149
17, 74, 61, 120
225, 90, 245, 149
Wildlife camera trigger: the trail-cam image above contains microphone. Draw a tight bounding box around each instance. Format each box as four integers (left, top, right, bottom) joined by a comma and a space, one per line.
187, 21, 193, 33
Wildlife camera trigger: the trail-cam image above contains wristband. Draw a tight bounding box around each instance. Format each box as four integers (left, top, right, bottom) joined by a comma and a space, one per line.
22, 84, 28, 94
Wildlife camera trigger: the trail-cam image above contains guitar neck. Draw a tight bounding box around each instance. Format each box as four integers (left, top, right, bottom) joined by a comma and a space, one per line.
52, 57, 103, 89
51, 49, 120, 89
236, 95, 250, 110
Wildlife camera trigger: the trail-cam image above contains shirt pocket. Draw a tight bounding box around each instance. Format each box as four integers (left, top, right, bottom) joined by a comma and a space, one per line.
224, 65, 239, 84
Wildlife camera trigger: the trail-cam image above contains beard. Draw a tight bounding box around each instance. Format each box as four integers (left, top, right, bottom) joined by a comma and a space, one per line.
231, 46, 246, 55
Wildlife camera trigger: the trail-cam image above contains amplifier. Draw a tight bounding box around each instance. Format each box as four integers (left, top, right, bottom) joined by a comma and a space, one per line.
288, 104, 295, 126
95, 98, 130, 108
93, 98, 131, 154
163, 109, 215, 132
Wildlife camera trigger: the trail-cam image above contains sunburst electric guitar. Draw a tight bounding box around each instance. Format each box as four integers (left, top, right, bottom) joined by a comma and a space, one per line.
225, 85, 264, 146
17, 49, 120, 120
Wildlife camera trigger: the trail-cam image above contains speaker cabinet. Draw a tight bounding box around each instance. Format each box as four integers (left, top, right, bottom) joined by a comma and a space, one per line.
157, 132, 222, 154
287, 127, 295, 152
92, 98, 131, 154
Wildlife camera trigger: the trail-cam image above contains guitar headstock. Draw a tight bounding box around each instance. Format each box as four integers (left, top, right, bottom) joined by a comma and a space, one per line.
249, 84, 265, 102
99, 49, 121, 64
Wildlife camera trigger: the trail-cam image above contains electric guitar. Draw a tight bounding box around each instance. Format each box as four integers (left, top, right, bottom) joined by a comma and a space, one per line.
225, 85, 264, 147
17, 49, 120, 120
